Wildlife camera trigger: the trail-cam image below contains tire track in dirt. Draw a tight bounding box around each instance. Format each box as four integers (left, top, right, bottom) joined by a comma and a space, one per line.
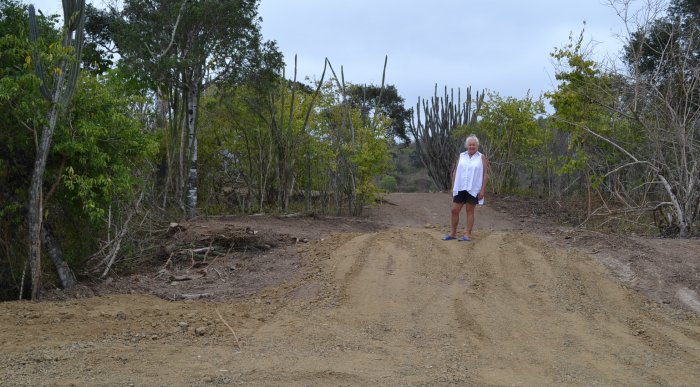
220, 227, 700, 385
447, 231, 700, 385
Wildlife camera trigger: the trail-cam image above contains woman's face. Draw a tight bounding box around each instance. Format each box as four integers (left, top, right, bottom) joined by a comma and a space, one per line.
467, 139, 478, 154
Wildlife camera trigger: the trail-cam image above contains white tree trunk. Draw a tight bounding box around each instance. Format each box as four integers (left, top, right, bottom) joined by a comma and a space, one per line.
186, 76, 200, 218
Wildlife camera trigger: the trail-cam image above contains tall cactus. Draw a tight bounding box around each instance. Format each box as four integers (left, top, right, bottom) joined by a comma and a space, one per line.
27, 0, 86, 299
409, 85, 484, 191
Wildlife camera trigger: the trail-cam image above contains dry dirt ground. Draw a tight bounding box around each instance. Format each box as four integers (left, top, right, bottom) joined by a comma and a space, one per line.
1, 193, 699, 386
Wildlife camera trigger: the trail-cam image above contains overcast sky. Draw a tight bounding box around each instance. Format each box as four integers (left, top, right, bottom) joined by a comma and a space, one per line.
257, 0, 644, 109
30, 0, 645, 110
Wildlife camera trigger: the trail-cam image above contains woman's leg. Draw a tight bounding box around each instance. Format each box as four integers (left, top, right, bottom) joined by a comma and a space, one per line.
450, 202, 463, 237
465, 202, 476, 238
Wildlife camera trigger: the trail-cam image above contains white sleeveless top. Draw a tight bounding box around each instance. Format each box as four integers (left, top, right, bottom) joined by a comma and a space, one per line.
452, 151, 484, 199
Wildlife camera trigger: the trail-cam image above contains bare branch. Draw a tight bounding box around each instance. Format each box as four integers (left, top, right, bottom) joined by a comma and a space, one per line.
144, 0, 187, 61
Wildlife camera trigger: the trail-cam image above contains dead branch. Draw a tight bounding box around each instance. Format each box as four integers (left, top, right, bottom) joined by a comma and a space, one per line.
169, 274, 197, 281
212, 267, 225, 281
180, 293, 212, 300
99, 191, 145, 278
216, 309, 241, 349
19, 261, 27, 300
190, 247, 214, 254
188, 240, 213, 269
162, 252, 175, 270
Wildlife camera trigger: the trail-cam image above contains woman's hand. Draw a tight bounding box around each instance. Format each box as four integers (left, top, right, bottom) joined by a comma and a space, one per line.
477, 191, 484, 200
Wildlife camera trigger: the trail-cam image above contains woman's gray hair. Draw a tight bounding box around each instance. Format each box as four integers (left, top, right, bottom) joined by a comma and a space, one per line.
465, 134, 479, 147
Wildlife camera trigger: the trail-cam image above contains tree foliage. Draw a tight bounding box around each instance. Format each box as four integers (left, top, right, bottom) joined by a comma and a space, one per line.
100, 0, 282, 216
347, 84, 412, 144
0, 0, 157, 299
197, 63, 392, 216
548, 0, 700, 237
477, 92, 546, 193
547, 31, 643, 212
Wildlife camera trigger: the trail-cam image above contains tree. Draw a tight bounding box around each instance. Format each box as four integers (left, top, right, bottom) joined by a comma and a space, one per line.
195, 58, 392, 216
549, 1, 700, 237
477, 92, 546, 193
57, 71, 159, 278
621, 0, 700, 237
314, 78, 391, 215
108, 0, 282, 217
82, 3, 118, 74
347, 84, 412, 144
198, 72, 322, 213
1, 0, 158, 299
548, 30, 627, 215
409, 85, 483, 191
26, 0, 86, 299
1, 0, 52, 299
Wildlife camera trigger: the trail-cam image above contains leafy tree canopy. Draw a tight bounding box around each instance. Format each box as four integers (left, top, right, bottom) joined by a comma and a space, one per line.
347, 84, 412, 144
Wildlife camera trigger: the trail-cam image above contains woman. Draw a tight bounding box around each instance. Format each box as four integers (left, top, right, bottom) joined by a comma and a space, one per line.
443, 134, 488, 241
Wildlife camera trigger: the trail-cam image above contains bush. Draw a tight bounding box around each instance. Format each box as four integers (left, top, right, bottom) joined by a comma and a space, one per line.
379, 175, 398, 192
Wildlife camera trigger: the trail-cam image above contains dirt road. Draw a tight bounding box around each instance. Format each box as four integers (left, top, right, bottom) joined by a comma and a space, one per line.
1, 193, 699, 385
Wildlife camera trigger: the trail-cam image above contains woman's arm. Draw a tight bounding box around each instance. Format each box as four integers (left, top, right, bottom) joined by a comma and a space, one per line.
450, 155, 459, 193
479, 154, 488, 200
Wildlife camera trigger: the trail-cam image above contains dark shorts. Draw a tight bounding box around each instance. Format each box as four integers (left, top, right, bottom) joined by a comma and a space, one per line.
453, 190, 478, 205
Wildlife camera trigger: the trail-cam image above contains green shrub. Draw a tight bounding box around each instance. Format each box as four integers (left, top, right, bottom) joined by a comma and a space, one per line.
379, 175, 398, 192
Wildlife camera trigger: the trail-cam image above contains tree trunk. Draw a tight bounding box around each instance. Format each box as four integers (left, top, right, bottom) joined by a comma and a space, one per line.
27, 0, 85, 299
28, 103, 61, 299
158, 88, 175, 208
305, 150, 311, 213
186, 74, 201, 218
42, 223, 76, 289
178, 99, 187, 210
